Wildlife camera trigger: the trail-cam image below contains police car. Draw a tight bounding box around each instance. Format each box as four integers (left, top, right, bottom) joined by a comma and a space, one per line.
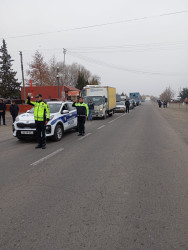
13, 101, 77, 141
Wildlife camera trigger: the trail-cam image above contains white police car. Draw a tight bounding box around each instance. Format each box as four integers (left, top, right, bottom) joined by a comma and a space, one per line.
13, 101, 77, 141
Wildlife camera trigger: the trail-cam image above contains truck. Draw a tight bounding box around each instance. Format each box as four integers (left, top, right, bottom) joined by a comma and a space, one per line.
82, 86, 116, 119
129, 92, 140, 106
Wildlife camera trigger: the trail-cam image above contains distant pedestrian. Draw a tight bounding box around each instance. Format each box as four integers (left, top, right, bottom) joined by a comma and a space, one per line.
158, 100, 162, 108
10, 100, 19, 123
125, 99, 130, 113
73, 97, 89, 136
163, 100, 168, 108
0, 99, 6, 125
88, 99, 94, 121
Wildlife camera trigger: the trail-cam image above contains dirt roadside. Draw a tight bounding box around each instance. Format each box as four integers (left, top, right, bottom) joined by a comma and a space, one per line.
0, 113, 15, 142
154, 102, 188, 146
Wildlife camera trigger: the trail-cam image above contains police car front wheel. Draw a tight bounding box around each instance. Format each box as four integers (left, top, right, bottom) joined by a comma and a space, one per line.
53, 124, 64, 141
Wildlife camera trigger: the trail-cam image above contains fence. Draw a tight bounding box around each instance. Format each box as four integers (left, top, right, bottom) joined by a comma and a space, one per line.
168, 102, 188, 111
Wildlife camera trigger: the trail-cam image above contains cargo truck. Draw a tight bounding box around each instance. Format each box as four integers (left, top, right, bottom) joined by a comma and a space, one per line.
83, 86, 116, 119
129, 92, 140, 106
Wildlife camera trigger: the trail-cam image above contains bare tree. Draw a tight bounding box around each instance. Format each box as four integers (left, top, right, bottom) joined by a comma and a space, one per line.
89, 75, 100, 85
48, 56, 58, 85
160, 87, 174, 102
26, 51, 51, 86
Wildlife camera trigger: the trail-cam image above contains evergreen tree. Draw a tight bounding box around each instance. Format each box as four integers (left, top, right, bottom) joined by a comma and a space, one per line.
0, 39, 20, 98
179, 88, 188, 101
75, 72, 88, 90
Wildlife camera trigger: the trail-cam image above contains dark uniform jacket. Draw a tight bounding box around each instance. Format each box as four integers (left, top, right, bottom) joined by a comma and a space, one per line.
10, 104, 19, 116
72, 102, 89, 117
0, 102, 6, 113
125, 100, 130, 107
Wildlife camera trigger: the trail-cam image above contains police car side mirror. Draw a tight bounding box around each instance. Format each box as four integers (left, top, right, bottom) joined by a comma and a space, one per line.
62, 110, 69, 114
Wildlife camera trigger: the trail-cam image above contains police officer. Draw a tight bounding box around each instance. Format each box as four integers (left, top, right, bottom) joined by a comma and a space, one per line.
73, 96, 89, 136
27, 93, 50, 149
125, 99, 130, 113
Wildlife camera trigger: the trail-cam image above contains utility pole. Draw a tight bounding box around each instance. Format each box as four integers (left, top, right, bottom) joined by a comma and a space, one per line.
63, 48, 67, 100
19, 51, 26, 100
57, 67, 60, 99
63, 48, 67, 66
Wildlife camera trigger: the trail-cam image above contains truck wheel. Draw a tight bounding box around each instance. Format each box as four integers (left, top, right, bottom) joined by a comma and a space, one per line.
53, 124, 64, 141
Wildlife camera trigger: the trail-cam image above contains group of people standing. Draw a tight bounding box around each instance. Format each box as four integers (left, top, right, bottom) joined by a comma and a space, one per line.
0, 99, 19, 125
158, 100, 168, 108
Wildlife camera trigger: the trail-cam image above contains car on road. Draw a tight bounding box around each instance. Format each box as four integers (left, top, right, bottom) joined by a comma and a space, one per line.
115, 101, 126, 113
13, 101, 77, 141
129, 99, 135, 109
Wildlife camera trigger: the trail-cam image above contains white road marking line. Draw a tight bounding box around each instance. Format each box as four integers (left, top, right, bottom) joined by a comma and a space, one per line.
97, 125, 106, 130
108, 114, 126, 124
30, 148, 64, 166
78, 133, 92, 141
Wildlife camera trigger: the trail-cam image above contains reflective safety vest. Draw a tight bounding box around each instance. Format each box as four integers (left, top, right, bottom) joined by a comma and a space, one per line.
27, 99, 50, 121
73, 102, 89, 117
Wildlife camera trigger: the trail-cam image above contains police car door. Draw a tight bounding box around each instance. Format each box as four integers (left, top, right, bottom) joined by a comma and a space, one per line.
61, 103, 70, 130
67, 103, 77, 128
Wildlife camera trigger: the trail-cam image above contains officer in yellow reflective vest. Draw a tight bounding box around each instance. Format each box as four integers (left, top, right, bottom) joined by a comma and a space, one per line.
27, 93, 50, 149
73, 96, 89, 136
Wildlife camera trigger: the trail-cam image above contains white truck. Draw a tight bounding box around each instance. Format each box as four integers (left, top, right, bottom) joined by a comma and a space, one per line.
83, 86, 116, 119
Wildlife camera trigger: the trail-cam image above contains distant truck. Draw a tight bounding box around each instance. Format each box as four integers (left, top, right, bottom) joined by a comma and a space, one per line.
129, 92, 140, 106
83, 86, 116, 119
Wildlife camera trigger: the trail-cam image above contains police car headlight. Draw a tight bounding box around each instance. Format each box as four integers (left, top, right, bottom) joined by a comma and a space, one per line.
16, 117, 19, 121
50, 115, 54, 120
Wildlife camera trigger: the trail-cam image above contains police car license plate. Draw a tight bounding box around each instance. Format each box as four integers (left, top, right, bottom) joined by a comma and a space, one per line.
21, 131, 33, 134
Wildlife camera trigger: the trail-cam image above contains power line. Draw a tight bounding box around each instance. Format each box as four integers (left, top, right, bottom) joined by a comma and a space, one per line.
67, 51, 188, 76
4, 10, 188, 39
7, 39, 188, 55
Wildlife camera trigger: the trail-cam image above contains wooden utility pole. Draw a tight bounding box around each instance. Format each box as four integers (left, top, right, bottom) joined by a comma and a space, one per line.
19, 51, 26, 100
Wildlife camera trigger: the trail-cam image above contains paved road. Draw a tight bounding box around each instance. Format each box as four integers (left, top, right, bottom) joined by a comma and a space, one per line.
0, 102, 188, 250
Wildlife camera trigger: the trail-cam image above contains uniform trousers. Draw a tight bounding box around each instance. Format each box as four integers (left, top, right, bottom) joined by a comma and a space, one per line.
0, 112, 5, 125
78, 116, 86, 135
35, 121, 46, 146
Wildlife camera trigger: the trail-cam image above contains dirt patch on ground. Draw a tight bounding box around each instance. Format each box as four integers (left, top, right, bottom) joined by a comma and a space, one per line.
154, 103, 188, 145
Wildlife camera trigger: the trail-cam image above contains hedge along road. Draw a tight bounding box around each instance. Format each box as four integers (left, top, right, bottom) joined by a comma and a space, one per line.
0, 101, 188, 250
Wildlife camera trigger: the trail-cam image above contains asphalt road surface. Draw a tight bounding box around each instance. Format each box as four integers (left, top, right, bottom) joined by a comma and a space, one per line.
0, 101, 188, 250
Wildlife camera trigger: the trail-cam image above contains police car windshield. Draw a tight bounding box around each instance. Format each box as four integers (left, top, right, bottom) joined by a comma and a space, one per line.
48, 103, 62, 113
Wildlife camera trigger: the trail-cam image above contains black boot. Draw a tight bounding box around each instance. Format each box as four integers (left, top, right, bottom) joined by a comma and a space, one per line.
42, 144, 46, 149
35, 144, 42, 149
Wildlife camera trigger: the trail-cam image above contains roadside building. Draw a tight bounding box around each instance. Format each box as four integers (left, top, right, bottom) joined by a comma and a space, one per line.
21, 85, 80, 101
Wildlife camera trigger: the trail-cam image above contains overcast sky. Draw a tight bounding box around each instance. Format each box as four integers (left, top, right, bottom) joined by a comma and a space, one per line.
1, 0, 188, 97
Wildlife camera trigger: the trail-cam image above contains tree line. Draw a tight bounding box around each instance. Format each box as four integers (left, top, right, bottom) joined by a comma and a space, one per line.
0, 39, 100, 99
26, 51, 100, 90
159, 87, 188, 102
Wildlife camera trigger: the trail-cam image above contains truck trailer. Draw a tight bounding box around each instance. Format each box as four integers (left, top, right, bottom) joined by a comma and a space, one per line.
83, 86, 116, 119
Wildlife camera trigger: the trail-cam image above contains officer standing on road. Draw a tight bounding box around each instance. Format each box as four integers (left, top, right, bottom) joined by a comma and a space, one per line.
73, 96, 89, 136
125, 99, 130, 113
10, 100, 19, 123
0, 99, 6, 125
27, 94, 50, 149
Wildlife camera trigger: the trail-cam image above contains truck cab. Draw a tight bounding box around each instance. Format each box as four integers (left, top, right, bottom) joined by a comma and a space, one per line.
83, 86, 116, 119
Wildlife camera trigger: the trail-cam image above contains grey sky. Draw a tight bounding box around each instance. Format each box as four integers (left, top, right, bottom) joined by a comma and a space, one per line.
1, 0, 188, 97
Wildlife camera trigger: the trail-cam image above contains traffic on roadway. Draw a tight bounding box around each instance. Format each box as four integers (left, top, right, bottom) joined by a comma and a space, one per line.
1, 97, 188, 250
